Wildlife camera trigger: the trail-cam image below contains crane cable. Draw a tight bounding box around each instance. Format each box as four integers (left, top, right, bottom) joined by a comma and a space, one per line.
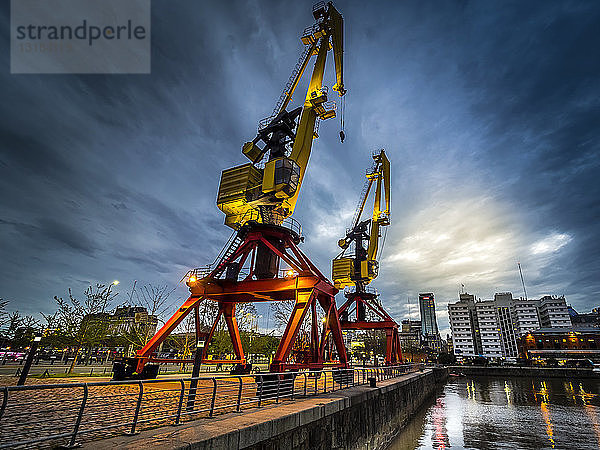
339, 95, 346, 143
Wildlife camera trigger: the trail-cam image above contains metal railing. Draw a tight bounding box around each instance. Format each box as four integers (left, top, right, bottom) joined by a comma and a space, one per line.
0, 364, 423, 449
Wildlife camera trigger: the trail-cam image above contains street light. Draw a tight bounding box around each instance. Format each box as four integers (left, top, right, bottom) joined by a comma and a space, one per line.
112, 280, 119, 285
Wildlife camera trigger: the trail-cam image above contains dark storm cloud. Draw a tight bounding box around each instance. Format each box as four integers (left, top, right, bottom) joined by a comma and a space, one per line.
37, 218, 99, 255
1, 0, 599, 335
448, 2, 600, 308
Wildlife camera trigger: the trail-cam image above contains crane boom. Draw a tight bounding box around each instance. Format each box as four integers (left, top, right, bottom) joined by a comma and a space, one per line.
333, 150, 390, 289
216, 1, 346, 229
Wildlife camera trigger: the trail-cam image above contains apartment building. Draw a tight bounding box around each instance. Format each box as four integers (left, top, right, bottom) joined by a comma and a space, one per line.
448, 294, 477, 359
475, 301, 503, 359
448, 292, 571, 362
512, 299, 541, 335
538, 295, 571, 328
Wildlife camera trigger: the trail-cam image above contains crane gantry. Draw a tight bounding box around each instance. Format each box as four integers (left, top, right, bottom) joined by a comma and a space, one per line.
330, 150, 403, 365
114, 2, 351, 380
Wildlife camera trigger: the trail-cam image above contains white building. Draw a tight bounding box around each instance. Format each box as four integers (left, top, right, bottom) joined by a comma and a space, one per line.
537, 295, 571, 328
512, 299, 541, 335
475, 301, 503, 359
448, 294, 476, 359
448, 292, 571, 362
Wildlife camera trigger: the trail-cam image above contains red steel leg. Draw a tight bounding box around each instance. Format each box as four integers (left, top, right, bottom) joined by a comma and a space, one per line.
222, 303, 246, 364
136, 296, 204, 372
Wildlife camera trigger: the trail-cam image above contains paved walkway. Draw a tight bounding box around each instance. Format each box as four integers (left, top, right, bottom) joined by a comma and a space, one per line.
90, 370, 429, 450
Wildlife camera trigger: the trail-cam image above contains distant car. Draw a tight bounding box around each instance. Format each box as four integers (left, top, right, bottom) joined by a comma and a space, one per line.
0, 351, 25, 362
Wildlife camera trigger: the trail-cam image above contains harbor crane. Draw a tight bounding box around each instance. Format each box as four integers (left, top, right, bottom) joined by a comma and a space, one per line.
330, 150, 403, 365
114, 2, 349, 380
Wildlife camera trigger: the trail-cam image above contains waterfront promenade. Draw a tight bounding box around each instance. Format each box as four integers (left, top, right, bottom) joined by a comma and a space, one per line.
90, 368, 446, 449
0, 365, 427, 448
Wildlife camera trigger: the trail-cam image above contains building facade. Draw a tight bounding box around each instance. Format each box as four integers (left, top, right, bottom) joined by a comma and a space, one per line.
537, 296, 571, 328
519, 327, 600, 363
399, 319, 421, 350
419, 293, 442, 351
475, 300, 503, 359
83, 306, 158, 340
448, 292, 571, 362
419, 293, 439, 336
569, 306, 600, 329
448, 294, 477, 359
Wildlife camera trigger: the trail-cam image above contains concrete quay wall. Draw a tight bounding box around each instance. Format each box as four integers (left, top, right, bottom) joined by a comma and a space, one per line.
247, 367, 448, 450
93, 368, 448, 450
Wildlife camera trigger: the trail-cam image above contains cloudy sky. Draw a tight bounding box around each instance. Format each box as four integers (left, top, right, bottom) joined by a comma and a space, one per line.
1, 0, 599, 337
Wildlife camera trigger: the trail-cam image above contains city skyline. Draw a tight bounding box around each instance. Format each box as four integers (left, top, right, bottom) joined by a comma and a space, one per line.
2, 1, 599, 341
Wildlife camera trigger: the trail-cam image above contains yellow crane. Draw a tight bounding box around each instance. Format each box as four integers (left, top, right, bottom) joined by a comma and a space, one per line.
329, 150, 402, 365
333, 150, 391, 289
216, 1, 346, 229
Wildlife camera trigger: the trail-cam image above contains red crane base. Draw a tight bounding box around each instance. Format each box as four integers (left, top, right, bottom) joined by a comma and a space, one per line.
127, 222, 349, 376
337, 290, 403, 365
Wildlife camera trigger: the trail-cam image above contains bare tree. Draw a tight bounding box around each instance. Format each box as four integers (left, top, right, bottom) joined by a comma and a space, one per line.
270, 300, 323, 332
53, 284, 118, 374
270, 300, 295, 331
269, 299, 325, 362
235, 303, 258, 331
169, 314, 196, 371
4, 311, 23, 341
120, 283, 176, 352
40, 311, 59, 332
135, 283, 175, 322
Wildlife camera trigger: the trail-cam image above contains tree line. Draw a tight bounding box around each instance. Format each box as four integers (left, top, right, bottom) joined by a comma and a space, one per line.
1, 282, 279, 373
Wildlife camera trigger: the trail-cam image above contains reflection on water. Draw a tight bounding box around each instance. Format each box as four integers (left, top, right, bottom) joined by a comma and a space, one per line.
388, 376, 600, 450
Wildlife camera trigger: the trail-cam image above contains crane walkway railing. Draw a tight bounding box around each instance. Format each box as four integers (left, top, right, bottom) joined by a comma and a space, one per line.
0, 364, 423, 449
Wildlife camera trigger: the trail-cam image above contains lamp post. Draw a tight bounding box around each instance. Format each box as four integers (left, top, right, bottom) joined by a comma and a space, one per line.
17, 335, 42, 386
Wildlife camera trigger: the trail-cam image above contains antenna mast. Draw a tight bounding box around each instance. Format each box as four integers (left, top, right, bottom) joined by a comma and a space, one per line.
518, 262, 528, 300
